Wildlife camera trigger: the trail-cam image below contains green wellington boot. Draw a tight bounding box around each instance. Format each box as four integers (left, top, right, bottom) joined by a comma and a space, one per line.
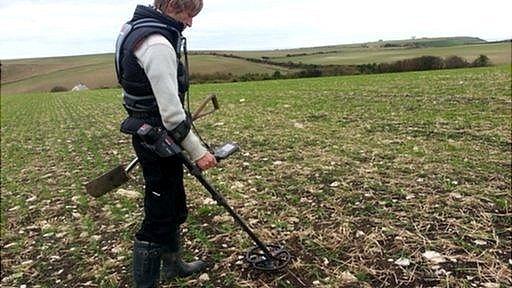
161, 250, 208, 280
132, 239, 165, 288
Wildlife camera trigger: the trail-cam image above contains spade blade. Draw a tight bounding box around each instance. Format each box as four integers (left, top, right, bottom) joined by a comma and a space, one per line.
85, 165, 129, 197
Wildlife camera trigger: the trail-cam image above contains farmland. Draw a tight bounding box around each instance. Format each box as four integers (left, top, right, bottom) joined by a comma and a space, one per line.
266, 43, 511, 66
207, 36, 492, 59
1, 65, 511, 287
0, 53, 297, 95
1, 37, 510, 95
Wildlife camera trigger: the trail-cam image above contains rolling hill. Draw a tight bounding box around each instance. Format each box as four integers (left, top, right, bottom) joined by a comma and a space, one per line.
1, 37, 510, 95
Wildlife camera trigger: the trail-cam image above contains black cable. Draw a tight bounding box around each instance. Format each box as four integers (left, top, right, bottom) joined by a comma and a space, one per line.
182, 37, 213, 152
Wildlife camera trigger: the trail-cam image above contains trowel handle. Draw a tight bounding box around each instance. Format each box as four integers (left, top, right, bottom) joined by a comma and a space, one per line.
125, 157, 139, 173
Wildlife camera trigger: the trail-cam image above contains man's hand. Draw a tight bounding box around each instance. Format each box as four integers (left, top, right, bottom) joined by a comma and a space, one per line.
196, 152, 217, 171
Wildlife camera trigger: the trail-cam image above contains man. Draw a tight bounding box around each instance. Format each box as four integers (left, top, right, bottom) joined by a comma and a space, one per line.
114, 1, 216, 287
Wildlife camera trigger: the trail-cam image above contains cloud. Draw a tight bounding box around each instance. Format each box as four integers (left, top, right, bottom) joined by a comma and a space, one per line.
189, 0, 511, 50
1, 0, 511, 59
0, 0, 150, 58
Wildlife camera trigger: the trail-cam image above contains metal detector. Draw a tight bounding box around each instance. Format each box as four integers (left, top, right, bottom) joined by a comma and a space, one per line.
134, 123, 292, 271
181, 150, 292, 271
85, 93, 291, 271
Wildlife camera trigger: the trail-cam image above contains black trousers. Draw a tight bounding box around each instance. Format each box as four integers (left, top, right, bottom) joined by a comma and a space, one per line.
132, 134, 187, 250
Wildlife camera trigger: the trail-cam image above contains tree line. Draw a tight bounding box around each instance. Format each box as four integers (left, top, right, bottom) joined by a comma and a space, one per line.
189, 53, 491, 84
50, 54, 491, 92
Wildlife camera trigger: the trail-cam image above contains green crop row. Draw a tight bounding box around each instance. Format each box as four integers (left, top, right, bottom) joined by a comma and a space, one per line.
1, 65, 511, 287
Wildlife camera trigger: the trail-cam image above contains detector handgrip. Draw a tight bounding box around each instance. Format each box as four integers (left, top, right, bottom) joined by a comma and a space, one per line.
214, 142, 239, 161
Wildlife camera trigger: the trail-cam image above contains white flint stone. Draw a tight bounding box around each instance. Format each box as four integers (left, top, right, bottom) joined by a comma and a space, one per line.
394, 257, 411, 267
202, 198, 216, 205
341, 271, 358, 283
289, 217, 300, 223
329, 181, 340, 187
116, 189, 141, 199
422, 251, 446, 264
21, 260, 33, 266
198, 273, 210, 282
294, 122, 305, 129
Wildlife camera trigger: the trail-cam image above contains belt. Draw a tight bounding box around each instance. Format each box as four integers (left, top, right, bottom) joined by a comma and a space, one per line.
126, 110, 160, 118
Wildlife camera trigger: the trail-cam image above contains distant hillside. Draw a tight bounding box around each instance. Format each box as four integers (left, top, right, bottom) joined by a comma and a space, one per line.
266, 43, 510, 66
1, 54, 298, 95
372, 36, 487, 47
204, 37, 489, 58
1, 37, 510, 95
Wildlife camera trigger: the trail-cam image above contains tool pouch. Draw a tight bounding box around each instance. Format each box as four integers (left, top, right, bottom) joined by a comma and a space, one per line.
120, 117, 146, 135
120, 117, 182, 158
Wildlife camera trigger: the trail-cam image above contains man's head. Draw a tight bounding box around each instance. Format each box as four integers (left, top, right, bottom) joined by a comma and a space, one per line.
154, 0, 203, 27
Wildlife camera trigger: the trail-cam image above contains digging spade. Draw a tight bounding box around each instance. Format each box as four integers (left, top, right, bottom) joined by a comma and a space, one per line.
85, 94, 219, 197
85, 158, 139, 197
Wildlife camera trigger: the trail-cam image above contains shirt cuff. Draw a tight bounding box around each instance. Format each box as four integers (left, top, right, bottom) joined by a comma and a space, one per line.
180, 131, 208, 162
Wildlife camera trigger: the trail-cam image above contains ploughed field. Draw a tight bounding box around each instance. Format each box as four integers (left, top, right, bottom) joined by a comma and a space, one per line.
1, 65, 511, 287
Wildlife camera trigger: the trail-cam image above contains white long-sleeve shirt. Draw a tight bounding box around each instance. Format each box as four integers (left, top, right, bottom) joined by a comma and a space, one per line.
134, 34, 207, 162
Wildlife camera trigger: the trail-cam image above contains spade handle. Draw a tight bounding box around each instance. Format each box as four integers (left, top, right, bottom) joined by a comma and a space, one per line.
125, 157, 139, 173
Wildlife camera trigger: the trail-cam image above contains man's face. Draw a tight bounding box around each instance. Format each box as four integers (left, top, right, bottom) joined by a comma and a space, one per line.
168, 9, 195, 28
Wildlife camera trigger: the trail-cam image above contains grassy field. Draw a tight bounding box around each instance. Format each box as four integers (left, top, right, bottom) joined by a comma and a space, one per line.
212, 37, 489, 58
1, 65, 511, 287
268, 43, 511, 66
0, 54, 296, 95
1, 37, 510, 95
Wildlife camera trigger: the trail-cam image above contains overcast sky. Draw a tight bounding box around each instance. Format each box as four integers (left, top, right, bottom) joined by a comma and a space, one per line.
0, 0, 510, 59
